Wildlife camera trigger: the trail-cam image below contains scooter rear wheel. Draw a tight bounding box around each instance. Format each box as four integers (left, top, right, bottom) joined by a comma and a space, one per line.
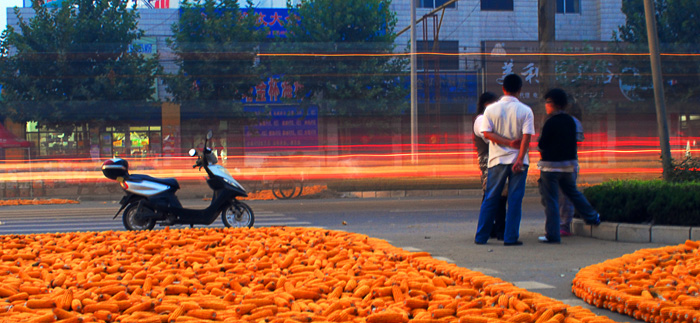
122, 203, 156, 231
221, 202, 254, 228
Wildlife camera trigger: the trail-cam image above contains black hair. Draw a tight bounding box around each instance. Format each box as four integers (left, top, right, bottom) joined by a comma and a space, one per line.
502, 74, 522, 94
544, 88, 568, 110
477, 92, 498, 115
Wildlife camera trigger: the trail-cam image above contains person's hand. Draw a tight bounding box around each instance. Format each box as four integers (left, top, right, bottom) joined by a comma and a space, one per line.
509, 139, 522, 149
512, 160, 524, 173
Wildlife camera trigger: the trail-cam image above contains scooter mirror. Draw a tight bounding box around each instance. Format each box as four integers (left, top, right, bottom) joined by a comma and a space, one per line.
188, 148, 197, 157
206, 131, 213, 140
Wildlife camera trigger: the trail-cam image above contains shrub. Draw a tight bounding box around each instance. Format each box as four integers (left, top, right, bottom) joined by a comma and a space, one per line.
669, 156, 700, 182
583, 180, 700, 226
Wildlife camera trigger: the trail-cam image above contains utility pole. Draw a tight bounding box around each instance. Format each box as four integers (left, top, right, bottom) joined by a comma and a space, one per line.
410, 0, 418, 163
538, 0, 555, 102
643, 0, 673, 180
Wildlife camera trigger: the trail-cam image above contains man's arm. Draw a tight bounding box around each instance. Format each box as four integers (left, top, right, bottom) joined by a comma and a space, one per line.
512, 134, 531, 173
482, 132, 521, 149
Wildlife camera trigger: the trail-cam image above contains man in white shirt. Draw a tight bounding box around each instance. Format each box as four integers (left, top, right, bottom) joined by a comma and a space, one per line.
474, 74, 535, 246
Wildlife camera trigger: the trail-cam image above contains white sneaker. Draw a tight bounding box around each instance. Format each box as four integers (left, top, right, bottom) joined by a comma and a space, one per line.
538, 236, 560, 244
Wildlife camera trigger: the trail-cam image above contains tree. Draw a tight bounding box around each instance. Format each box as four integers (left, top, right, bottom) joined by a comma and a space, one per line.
615, 0, 700, 108
0, 0, 161, 129
164, 0, 269, 118
272, 0, 408, 117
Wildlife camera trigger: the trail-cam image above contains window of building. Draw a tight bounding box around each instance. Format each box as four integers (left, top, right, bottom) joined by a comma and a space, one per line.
557, 0, 580, 13
481, 0, 514, 11
25, 122, 90, 158
420, 0, 456, 9
25, 122, 162, 158
417, 40, 459, 71
101, 126, 162, 158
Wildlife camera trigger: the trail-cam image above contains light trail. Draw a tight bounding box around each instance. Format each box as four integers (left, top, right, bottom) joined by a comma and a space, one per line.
0, 134, 694, 188
257, 52, 700, 58
0, 149, 679, 185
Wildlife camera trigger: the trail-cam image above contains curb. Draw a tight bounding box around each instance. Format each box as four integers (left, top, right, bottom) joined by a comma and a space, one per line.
342, 188, 540, 199
572, 218, 696, 244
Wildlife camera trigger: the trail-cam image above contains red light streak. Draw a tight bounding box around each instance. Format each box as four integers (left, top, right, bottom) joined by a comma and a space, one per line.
1, 134, 696, 185
257, 52, 700, 58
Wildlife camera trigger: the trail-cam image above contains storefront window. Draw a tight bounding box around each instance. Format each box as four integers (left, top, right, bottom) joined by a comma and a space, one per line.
26, 122, 162, 158
25, 121, 90, 158
112, 132, 127, 158
102, 126, 161, 158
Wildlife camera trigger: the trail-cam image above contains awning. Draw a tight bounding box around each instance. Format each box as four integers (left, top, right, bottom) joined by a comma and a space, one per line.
0, 123, 31, 148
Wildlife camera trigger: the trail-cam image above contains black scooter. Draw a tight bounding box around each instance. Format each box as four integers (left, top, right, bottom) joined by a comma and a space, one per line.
102, 131, 254, 230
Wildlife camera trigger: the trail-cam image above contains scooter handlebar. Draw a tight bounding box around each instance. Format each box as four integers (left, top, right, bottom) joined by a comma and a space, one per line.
193, 154, 203, 169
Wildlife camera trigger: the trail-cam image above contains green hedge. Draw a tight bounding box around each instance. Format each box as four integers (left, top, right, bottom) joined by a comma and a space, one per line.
583, 180, 700, 226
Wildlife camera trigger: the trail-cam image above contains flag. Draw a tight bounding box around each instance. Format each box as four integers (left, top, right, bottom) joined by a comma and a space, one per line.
154, 0, 169, 8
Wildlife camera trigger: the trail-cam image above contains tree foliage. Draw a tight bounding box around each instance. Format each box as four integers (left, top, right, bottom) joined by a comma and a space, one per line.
272, 0, 408, 116
615, 0, 700, 108
164, 0, 269, 118
0, 0, 161, 128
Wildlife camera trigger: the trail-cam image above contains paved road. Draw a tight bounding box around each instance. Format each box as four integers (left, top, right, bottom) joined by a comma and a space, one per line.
0, 193, 660, 322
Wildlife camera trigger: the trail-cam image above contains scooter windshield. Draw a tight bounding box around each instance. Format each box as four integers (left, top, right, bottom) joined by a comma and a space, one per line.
209, 165, 245, 191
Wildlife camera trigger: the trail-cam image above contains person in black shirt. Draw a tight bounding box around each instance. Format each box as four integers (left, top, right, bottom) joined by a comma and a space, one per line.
537, 89, 601, 244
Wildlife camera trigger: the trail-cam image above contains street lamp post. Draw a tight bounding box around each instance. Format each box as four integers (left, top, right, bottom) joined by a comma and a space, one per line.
642, 0, 673, 180
410, 0, 418, 163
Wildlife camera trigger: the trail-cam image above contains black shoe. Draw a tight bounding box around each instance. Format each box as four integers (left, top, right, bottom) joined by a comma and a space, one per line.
585, 214, 601, 226
538, 236, 561, 244
504, 241, 523, 246
475, 240, 487, 245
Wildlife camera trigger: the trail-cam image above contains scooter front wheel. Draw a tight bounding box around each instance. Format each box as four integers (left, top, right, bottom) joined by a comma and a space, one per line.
221, 202, 254, 228
122, 203, 156, 231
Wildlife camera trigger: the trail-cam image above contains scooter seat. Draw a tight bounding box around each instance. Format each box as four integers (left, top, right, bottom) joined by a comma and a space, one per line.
127, 174, 180, 190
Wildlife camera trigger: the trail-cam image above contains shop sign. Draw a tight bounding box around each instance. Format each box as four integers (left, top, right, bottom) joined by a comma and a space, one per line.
128, 37, 157, 56
243, 77, 303, 104
482, 41, 638, 103
414, 72, 478, 112
243, 106, 318, 148
181, 8, 290, 38
251, 8, 289, 38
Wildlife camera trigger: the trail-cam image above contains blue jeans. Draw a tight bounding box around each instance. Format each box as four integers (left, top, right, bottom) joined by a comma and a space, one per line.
559, 166, 578, 232
475, 164, 529, 244
540, 171, 598, 242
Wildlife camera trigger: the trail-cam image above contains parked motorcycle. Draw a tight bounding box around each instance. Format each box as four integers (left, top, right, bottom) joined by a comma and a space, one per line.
102, 131, 254, 230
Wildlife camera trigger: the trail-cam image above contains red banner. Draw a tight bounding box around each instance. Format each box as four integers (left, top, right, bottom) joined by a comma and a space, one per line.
154, 0, 170, 9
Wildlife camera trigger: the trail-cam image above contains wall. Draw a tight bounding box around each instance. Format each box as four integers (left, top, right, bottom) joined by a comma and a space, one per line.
391, 0, 625, 69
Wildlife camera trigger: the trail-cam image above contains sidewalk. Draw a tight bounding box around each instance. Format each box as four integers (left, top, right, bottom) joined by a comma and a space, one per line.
4, 179, 695, 247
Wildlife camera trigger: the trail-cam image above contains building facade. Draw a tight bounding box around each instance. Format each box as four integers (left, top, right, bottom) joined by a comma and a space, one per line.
4, 0, 630, 159
392, 0, 624, 70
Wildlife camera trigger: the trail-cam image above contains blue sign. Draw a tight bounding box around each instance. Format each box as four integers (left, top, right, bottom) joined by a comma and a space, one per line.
404, 72, 479, 113
244, 106, 318, 148
253, 8, 290, 38
181, 8, 290, 38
